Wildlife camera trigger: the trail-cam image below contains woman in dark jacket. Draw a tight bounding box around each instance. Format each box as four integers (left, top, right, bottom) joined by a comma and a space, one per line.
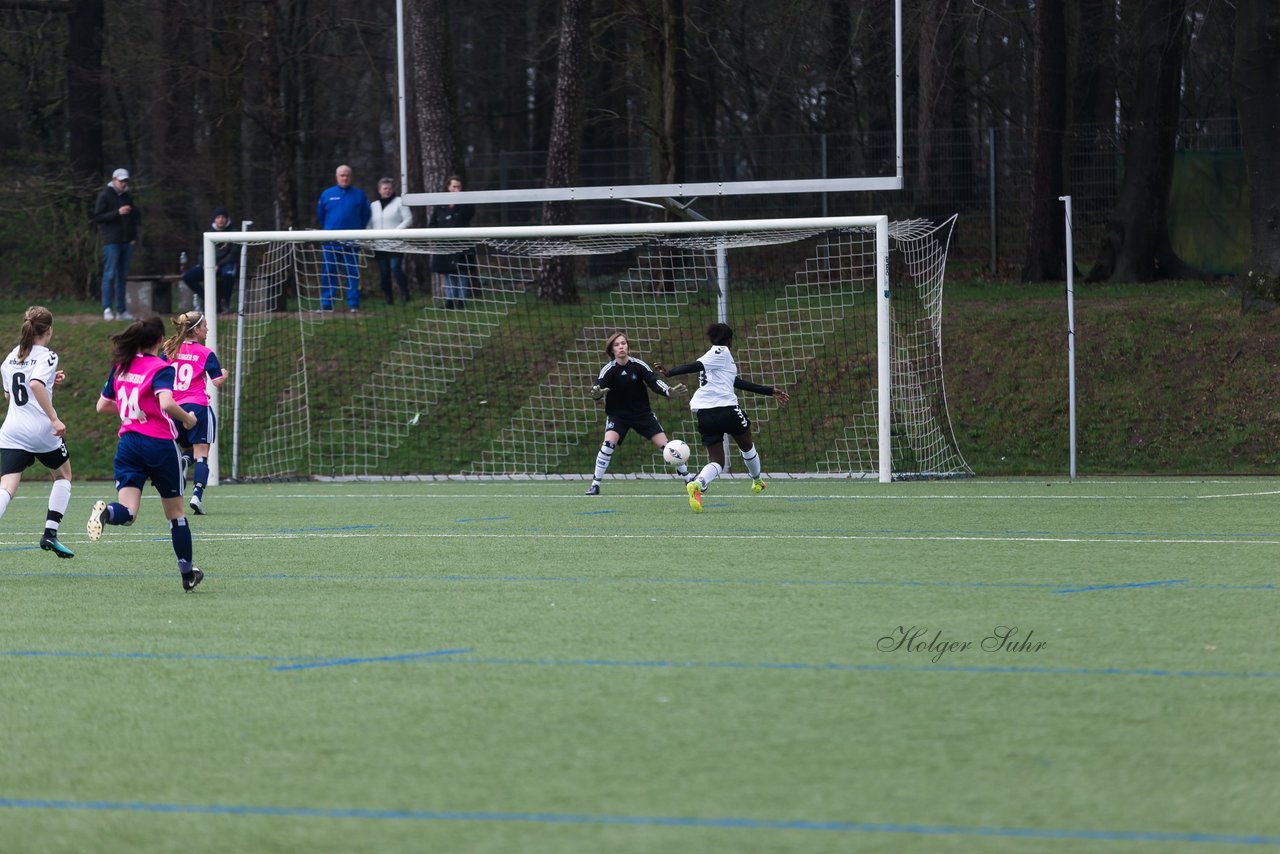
428, 175, 475, 309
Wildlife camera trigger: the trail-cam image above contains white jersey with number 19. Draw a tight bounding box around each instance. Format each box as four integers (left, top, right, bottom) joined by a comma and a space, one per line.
0, 343, 61, 453
688, 345, 740, 410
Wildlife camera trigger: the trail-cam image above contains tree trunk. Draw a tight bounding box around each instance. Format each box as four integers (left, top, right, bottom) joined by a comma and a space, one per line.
407, 0, 457, 297
1088, 0, 1198, 282
1071, 0, 1116, 127
258, 0, 299, 230
408, 0, 457, 196
914, 0, 963, 217
535, 0, 593, 304
653, 0, 686, 186
1021, 0, 1067, 282
65, 0, 103, 182
1234, 0, 1280, 307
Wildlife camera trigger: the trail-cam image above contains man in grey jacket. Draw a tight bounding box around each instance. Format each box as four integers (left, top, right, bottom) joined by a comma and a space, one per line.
91, 168, 140, 321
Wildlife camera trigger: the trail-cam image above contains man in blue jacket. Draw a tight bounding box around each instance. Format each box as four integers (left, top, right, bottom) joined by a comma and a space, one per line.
315, 164, 370, 312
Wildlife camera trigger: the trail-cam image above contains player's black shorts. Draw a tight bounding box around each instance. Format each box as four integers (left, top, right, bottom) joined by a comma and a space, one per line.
175, 402, 216, 448
1, 443, 69, 476
694, 405, 751, 444
604, 411, 665, 442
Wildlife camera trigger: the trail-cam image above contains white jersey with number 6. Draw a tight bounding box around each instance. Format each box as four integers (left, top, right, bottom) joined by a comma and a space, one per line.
1, 343, 61, 453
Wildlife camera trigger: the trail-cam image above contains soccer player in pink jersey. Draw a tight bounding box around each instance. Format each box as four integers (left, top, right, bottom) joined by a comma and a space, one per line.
88, 316, 204, 592
163, 311, 225, 515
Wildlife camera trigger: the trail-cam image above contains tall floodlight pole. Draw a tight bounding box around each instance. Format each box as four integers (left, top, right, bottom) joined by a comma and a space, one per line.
1060, 196, 1077, 480
396, 0, 408, 196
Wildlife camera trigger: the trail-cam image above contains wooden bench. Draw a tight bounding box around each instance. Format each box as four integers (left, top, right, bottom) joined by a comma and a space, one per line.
126, 274, 196, 316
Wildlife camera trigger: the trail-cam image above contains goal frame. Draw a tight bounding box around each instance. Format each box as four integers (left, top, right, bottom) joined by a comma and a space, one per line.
199, 215, 894, 485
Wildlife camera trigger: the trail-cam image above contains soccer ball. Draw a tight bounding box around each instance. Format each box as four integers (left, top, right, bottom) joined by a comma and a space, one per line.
663, 439, 691, 465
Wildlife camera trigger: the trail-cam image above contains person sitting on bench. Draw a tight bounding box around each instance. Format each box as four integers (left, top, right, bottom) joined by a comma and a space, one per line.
180, 207, 237, 314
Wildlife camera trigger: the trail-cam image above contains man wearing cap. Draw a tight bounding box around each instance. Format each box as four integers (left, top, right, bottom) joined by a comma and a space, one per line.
180, 207, 238, 314
91, 168, 141, 321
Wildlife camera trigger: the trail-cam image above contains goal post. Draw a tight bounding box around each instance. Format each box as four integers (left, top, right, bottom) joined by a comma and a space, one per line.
201, 215, 970, 484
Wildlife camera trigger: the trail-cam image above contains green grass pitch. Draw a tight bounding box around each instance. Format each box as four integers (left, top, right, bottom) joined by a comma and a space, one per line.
1, 477, 1277, 853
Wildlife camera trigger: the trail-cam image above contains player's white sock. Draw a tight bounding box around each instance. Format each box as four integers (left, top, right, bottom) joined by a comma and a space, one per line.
46, 478, 71, 532
0, 489, 10, 520
593, 440, 615, 480
741, 444, 762, 479
697, 462, 722, 489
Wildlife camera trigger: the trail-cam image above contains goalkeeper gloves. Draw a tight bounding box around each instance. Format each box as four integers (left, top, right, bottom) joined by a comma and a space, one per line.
589, 384, 609, 401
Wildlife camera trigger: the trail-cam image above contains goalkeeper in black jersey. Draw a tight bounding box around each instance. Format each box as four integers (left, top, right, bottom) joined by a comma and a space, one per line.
584, 331, 690, 495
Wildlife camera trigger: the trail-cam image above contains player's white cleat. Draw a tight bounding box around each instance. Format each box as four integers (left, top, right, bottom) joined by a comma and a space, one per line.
86, 500, 107, 542
189, 494, 205, 515
687, 481, 703, 513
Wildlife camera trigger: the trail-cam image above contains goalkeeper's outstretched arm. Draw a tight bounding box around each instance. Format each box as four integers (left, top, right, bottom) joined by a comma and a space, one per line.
636, 361, 685, 398
653, 360, 701, 378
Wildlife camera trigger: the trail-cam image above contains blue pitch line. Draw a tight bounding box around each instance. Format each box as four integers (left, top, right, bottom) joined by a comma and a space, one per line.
277, 525, 378, 533
272, 648, 474, 671
7, 567, 1277, 594
0, 798, 1276, 844
2, 650, 309, 664
5, 648, 1280, 680
425, 656, 1280, 680
1055, 579, 1189, 594
452, 517, 512, 523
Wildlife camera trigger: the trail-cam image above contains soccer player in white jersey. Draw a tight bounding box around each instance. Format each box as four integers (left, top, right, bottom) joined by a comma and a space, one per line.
656, 322, 790, 513
0, 306, 75, 557
584, 331, 688, 495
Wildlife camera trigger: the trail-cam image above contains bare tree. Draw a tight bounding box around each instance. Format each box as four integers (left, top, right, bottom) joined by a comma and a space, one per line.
408, 0, 457, 196
913, 0, 966, 217
534, 0, 593, 304
1021, 0, 1067, 282
1233, 0, 1280, 307
1088, 0, 1198, 282
644, 0, 686, 187
65, 0, 104, 181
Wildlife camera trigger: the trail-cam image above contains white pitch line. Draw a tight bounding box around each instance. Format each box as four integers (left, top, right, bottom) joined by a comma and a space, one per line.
127, 492, 1278, 502
5, 531, 1272, 547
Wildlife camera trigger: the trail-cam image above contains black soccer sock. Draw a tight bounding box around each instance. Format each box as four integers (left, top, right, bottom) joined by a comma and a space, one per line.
193, 457, 209, 497
170, 516, 193, 563
106, 503, 134, 526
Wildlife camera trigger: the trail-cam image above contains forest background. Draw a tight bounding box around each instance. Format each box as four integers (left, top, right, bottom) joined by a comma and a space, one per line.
0, 0, 1276, 303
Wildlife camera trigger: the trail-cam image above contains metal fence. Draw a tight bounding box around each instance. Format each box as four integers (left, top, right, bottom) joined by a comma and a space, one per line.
444, 117, 1245, 277
253, 116, 1244, 280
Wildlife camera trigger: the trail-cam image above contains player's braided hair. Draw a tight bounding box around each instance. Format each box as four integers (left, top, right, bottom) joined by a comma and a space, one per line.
16, 305, 53, 362
162, 311, 205, 361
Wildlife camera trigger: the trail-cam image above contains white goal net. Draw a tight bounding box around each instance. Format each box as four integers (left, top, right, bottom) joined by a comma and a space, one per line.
200, 215, 971, 482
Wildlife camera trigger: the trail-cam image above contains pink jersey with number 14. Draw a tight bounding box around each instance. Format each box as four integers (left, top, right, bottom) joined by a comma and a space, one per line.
105, 354, 178, 440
